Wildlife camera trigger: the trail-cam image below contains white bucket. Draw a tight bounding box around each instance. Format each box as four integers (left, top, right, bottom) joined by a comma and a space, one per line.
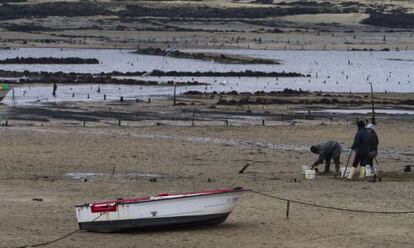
304, 169, 316, 180
340, 167, 350, 178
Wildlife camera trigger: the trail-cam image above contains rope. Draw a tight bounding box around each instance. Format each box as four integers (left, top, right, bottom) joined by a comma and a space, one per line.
22, 230, 80, 248
249, 190, 414, 214
15, 191, 414, 247
19, 213, 105, 248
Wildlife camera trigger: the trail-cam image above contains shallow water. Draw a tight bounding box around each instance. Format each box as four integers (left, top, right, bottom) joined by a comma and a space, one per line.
1, 48, 413, 105
65, 172, 163, 181
1, 83, 203, 105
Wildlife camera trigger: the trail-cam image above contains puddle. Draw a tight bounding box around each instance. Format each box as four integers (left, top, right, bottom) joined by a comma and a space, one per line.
65, 172, 163, 181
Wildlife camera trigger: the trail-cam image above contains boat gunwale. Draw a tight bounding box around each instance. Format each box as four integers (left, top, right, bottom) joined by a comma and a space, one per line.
75, 188, 248, 208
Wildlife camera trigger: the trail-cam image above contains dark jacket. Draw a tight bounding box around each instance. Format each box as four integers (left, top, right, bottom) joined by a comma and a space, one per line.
314, 141, 341, 158
351, 127, 370, 155
312, 141, 342, 166
366, 128, 379, 152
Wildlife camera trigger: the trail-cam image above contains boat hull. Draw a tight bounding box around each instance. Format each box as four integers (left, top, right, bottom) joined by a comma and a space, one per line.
76, 188, 245, 233
79, 213, 230, 233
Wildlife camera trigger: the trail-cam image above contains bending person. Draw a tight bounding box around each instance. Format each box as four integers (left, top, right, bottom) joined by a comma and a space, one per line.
310, 140, 342, 175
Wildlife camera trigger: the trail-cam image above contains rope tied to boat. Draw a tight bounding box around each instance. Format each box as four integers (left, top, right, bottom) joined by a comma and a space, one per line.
249, 189, 414, 217
17, 190, 414, 247
18, 212, 105, 248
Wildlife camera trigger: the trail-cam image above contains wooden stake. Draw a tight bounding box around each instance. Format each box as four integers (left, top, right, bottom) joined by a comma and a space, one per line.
286, 200, 290, 219
173, 83, 177, 106
238, 163, 250, 174
370, 82, 376, 125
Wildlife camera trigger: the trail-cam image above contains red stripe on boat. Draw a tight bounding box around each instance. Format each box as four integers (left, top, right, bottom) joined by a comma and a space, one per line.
91, 203, 117, 213
89, 188, 245, 207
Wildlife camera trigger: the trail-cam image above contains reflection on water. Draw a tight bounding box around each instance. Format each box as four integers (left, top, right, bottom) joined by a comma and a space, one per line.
1, 83, 204, 105
65, 172, 163, 181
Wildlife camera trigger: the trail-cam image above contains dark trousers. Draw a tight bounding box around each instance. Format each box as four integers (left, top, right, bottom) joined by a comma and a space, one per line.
324, 143, 341, 173
367, 151, 378, 167
324, 157, 340, 173
352, 153, 369, 168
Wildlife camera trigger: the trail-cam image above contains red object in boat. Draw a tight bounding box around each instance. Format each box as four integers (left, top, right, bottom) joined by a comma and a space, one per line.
91, 203, 117, 213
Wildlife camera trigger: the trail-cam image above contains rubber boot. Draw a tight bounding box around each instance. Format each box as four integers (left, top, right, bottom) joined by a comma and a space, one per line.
369, 165, 377, 182
371, 165, 377, 182
334, 163, 340, 176
347, 167, 356, 179
360, 167, 366, 178
371, 164, 376, 175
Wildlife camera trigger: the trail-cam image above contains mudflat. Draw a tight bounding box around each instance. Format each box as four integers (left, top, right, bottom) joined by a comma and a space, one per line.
1, 0, 414, 51
1, 0, 414, 247
1, 109, 413, 247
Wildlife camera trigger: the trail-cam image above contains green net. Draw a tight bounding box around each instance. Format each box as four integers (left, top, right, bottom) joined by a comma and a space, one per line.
0, 84, 9, 90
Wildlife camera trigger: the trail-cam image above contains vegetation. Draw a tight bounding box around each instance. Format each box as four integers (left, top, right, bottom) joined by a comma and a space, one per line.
135, 48, 281, 64
361, 12, 414, 28
119, 4, 342, 19
0, 57, 99, 64
0, 70, 306, 78
0, 2, 111, 20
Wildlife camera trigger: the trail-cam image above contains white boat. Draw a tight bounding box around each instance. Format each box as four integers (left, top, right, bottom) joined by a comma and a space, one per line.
75, 187, 246, 232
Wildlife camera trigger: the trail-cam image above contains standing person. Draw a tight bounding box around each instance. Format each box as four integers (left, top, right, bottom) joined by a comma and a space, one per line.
366, 123, 379, 173
348, 120, 370, 179
310, 141, 342, 175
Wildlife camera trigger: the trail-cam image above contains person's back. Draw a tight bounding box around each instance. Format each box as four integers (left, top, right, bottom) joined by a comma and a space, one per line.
348, 120, 371, 179
366, 124, 379, 168
315, 140, 339, 157
351, 127, 370, 155
366, 125, 379, 153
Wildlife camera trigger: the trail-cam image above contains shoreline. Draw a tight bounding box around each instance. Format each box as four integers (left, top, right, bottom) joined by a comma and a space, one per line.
2, 45, 414, 52
2, 92, 414, 123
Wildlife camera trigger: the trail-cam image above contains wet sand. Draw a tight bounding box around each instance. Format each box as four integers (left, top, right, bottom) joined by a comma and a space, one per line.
1, 105, 414, 247
1, 1, 414, 246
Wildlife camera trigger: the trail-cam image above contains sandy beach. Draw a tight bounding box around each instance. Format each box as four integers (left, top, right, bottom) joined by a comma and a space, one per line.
0, 101, 413, 247
1, 0, 414, 247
